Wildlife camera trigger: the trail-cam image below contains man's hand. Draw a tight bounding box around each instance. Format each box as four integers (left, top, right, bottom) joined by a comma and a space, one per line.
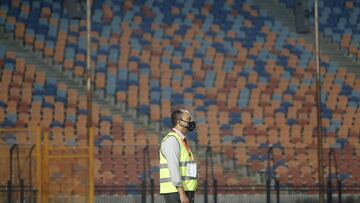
177, 186, 190, 203
180, 193, 190, 203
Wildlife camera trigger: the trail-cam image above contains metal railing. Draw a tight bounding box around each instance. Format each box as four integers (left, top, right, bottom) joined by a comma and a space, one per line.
94, 144, 360, 203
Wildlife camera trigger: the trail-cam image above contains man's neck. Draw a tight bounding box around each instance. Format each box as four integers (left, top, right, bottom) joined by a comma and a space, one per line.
172, 127, 186, 139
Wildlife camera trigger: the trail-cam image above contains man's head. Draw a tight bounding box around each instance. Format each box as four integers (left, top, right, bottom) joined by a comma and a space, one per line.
171, 109, 196, 134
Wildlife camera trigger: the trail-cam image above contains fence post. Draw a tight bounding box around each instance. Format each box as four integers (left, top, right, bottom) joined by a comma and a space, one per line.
203, 180, 208, 203
337, 179, 342, 203
142, 145, 148, 203
89, 127, 95, 203
266, 178, 271, 203
8, 145, 17, 203
150, 178, 154, 203
275, 179, 279, 203
29, 145, 35, 203
7, 180, 12, 203
141, 180, 146, 203
267, 147, 273, 203
20, 178, 25, 203
213, 179, 217, 203
36, 127, 42, 203
327, 177, 332, 203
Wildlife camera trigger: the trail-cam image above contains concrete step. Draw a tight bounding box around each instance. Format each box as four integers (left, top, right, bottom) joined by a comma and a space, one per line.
0, 29, 162, 139
253, 0, 360, 79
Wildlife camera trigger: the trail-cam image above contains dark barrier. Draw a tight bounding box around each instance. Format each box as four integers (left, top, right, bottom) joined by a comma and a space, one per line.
94, 145, 360, 203
203, 146, 218, 203
0, 143, 37, 203
0, 185, 37, 203
327, 144, 343, 203
141, 145, 155, 203
95, 185, 360, 203
266, 147, 280, 203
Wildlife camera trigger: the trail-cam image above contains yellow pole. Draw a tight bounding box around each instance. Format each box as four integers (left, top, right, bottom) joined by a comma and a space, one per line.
314, 0, 325, 202
89, 127, 94, 203
36, 127, 42, 203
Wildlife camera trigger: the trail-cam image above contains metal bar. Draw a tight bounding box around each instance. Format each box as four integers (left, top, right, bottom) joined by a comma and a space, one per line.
36, 127, 42, 203
327, 149, 332, 203
314, 0, 324, 202
48, 146, 89, 150
204, 146, 209, 203
266, 147, 272, 203
43, 130, 49, 203
89, 127, 95, 203
142, 146, 148, 203
205, 146, 209, 181
275, 179, 280, 203
209, 146, 217, 203
9, 145, 16, 185
333, 149, 341, 203
8, 145, 17, 203
141, 180, 146, 203
213, 179, 217, 203
20, 178, 25, 203
47, 155, 89, 159
337, 179, 342, 203
210, 146, 214, 179
150, 178, 154, 203
7, 180, 12, 203
16, 146, 21, 183
0, 128, 31, 132
203, 180, 208, 203
29, 144, 35, 203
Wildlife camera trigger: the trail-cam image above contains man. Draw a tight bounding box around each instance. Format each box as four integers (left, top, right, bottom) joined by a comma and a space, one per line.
160, 109, 198, 203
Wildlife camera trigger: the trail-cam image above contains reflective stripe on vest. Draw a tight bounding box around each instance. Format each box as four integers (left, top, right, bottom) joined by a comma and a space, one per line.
159, 131, 198, 194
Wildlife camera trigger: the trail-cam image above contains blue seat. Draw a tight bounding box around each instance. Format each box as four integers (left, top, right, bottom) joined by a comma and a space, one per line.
138, 105, 150, 116
287, 119, 297, 126
65, 115, 76, 125
162, 117, 172, 128
100, 115, 112, 122
2, 132, 17, 145
1, 117, 15, 128
232, 136, 245, 144
50, 121, 63, 128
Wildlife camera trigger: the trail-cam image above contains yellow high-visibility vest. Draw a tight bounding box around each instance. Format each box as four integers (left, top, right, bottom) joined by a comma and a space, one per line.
159, 131, 198, 194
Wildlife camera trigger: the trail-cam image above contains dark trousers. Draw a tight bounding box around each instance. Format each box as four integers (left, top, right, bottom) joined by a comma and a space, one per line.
163, 191, 195, 203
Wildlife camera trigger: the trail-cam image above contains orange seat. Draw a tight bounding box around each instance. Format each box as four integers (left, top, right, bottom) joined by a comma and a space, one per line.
127, 85, 138, 108
77, 95, 87, 110
91, 103, 100, 126
23, 64, 35, 80
197, 123, 209, 146
67, 89, 77, 108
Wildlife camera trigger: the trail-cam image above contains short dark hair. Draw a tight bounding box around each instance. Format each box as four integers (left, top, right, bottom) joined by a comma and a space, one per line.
171, 109, 183, 127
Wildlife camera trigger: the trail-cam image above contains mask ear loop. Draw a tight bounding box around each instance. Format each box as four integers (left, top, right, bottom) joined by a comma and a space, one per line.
178, 119, 187, 129
179, 119, 192, 129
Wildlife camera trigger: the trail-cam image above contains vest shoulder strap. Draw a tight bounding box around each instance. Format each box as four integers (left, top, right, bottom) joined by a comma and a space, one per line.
160, 131, 182, 158
161, 131, 182, 143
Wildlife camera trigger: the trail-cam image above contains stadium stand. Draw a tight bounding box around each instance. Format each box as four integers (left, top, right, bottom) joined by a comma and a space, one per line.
0, 48, 162, 193
0, 0, 360, 198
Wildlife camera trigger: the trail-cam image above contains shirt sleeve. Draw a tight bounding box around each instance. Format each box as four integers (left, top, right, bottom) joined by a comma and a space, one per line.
161, 136, 182, 187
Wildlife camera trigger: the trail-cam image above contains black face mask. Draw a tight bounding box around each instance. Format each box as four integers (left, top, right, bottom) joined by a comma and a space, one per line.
179, 119, 196, 132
